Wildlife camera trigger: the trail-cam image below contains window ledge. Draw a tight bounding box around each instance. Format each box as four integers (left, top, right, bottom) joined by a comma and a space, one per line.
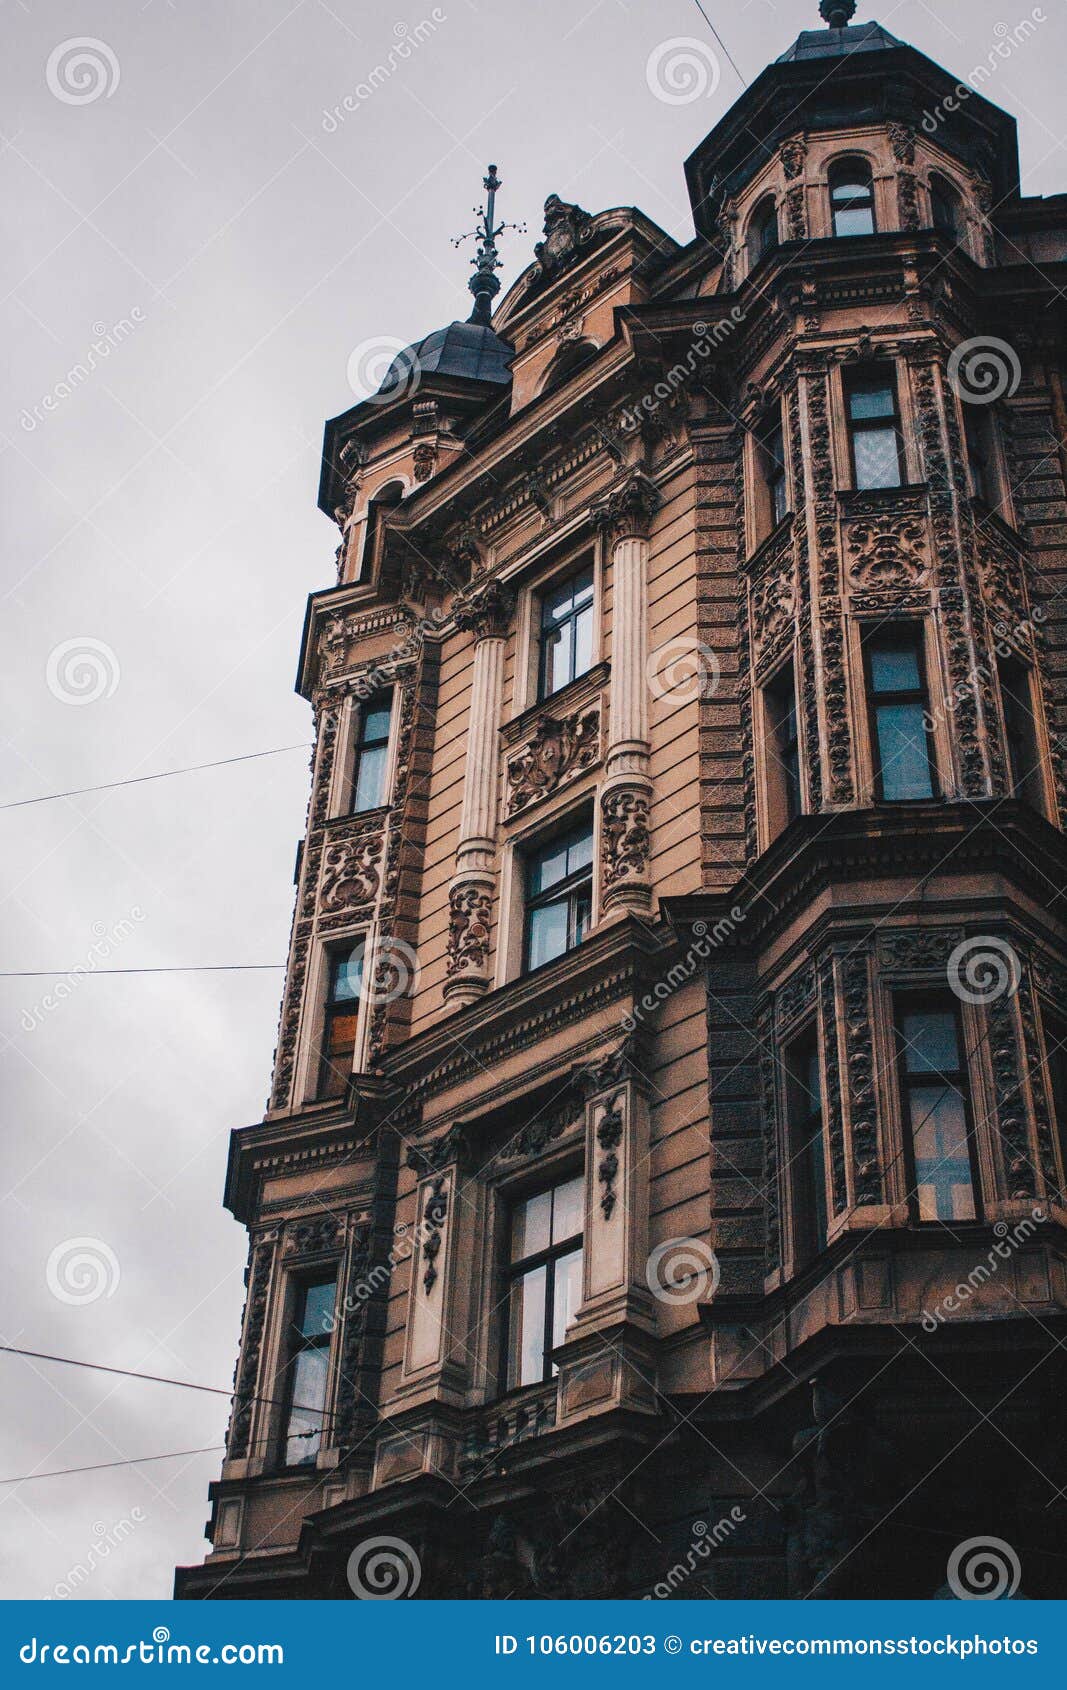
837, 482, 929, 508
502, 660, 609, 749
743, 512, 794, 574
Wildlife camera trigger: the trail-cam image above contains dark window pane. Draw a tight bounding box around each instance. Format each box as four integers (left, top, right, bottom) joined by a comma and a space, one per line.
566, 826, 594, 876
362, 704, 392, 741
539, 566, 594, 701
530, 836, 570, 896
848, 384, 895, 422
284, 1346, 329, 1466
331, 943, 364, 1002
854, 426, 902, 489
875, 702, 935, 800
572, 888, 592, 948
900, 1010, 960, 1075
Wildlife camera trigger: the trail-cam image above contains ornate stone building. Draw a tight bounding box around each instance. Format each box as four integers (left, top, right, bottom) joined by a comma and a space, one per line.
177, 5, 1067, 1600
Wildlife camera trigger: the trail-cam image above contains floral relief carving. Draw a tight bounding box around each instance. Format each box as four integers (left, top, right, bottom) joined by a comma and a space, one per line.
227, 1231, 277, 1459
758, 998, 781, 1275
600, 788, 651, 890
596, 1092, 624, 1220
986, 991, 1038, 1200
505, 707, 600, 815
284, 1213, 345, 1257
781, 138, 807, 180
320, 829, 383, 914
840, 953, 881, 1207
845, 509, 928, 589
454, 577, 514, 639
446, 882, 493, 977
804, 367, 854, 805
785, 389, 823, 813
817, 956, 848, 1216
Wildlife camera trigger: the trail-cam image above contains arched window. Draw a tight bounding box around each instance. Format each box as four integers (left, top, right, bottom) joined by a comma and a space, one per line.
747, 196, 780, 267
930, 174, 965, 244
829, 157, 875, 237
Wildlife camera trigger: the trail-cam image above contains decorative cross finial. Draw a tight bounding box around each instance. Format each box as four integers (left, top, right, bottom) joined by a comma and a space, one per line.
452, 164, 526, 327
819, 0, 857, 24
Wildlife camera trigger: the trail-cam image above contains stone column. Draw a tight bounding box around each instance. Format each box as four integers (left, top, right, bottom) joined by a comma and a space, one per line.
594, 472, 659, 914
445, 579, 513, 1004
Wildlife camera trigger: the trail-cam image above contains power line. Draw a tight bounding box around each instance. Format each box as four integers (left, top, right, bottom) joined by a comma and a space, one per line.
689, 0, 748, 86
0, 742, 313, 812
0, 965, 284, 978
0, 1446, 226, 1485
0, 1344, 318, 1419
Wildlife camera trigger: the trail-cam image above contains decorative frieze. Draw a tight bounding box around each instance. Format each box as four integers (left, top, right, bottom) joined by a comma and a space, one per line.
505, 705, 600, 815
446, 882, 493, 979
840, 952, 882, 1207
843, 499, 929, 590
227, 1231, 277, 1460
284, 1212, 345, 1257
319, 825, 383, 915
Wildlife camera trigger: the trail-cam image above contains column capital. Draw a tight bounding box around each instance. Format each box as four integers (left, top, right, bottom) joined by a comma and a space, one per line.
591, 470, 660, 545
453, 575, 514, 639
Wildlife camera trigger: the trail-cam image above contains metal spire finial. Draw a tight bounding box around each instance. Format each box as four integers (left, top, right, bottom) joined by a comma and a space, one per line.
819, 0, 857, 25
452, 164, 526, 327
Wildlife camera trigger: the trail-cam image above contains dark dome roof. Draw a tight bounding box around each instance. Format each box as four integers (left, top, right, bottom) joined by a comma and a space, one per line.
776, 20, 902, 62
379, 319, 513, 395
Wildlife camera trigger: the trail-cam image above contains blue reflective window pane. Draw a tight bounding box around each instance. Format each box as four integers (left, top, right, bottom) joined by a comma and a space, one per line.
875, 702, 934, 800
908, 1085, 975, 1221
284, 1347, 329, 1466
299, 1280, 336, 1338
527, 900, 569, 970
869, 641, 921, 693
362, 704, 391, 742
566, 826, 594, 876
901, 1010, 960, 1075
834, 204, 875, 237
530, 836, 570, 896
849, 384, 895, 421
331, 942, 364, 1002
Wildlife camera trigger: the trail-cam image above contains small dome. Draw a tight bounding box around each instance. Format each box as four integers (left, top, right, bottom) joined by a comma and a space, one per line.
379, 319, 513, 395
776, 20, 902, 62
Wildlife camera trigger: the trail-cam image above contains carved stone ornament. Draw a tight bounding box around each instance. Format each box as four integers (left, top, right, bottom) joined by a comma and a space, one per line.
533, 194, 597, 281
498, 1091, 584, 1162
591, 472, 660, 545
285, 1213, 345, 1257
781, 138, 806, 180
751, 557, 796, 663
446, 881, 492, 976
600, 787, 651, 888
453, 576, 514, 639
412, 441, 436, 483
406, 1123, 475, 1176
573, 1038, 636, 1100
320, 830, 383, 913
506, 706, 600, 815
845, 508, 928, 589
596, 1093, 624, 1220
419, 1176, 448, 1293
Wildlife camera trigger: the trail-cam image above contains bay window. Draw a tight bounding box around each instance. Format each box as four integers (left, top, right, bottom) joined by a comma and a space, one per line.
895, 998, 978, 1223
864, 624, 937, 802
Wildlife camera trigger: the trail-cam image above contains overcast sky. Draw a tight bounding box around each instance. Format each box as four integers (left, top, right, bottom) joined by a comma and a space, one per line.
2, 0, 1064, 1603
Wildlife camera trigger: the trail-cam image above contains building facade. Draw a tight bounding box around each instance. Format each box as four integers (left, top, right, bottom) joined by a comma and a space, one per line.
176, 4, 1067, 1601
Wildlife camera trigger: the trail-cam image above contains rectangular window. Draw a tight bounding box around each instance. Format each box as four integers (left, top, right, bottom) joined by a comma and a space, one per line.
1041, 1013, 1067, 1196
864, 625, 936, 802
524, 818, 594, 972
765, 662, 802, 830
505, 1173, 584, 1388
349, 693, 392, 813
279, 1276, 336, 1467
895, 999, 977, 1223
537, 563, 594, 702
998, 657, 1042, 810
964, 409, 995, 506
846, 370, 904, 490
757, 409, 789, 534
316, 940, 364, 1100
785, 1033, 827, 1267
